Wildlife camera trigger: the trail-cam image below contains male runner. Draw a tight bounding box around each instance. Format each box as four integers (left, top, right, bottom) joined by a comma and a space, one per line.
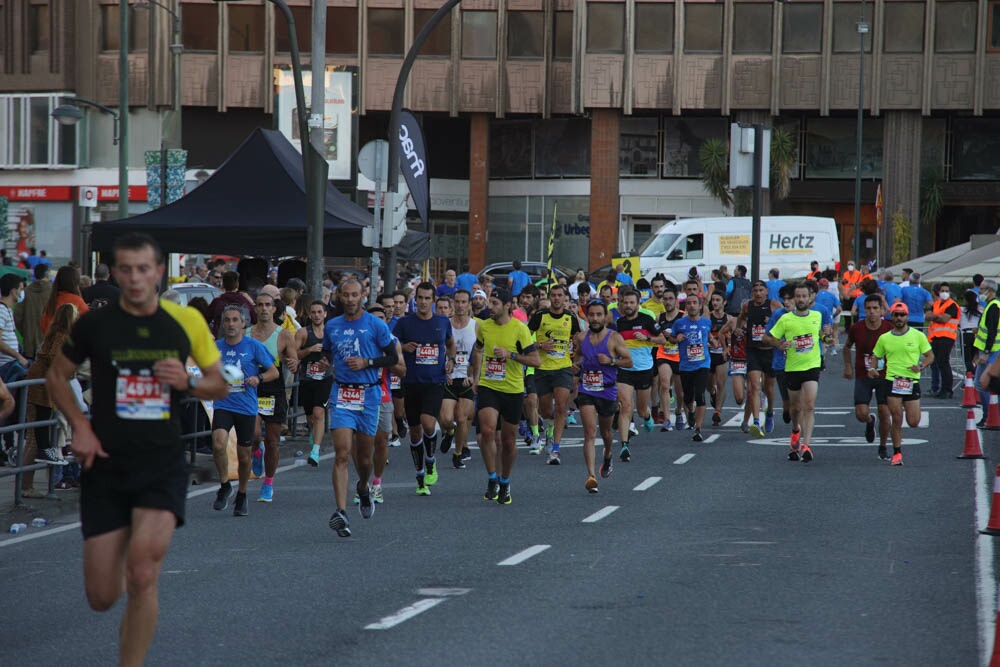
295, 300, 334, 465
249, 292, 298, 502
869, 302, 933, 466
764, 286, 795, 430
763, 284, 831, 463
573, 301, 632, 492
469, 288, 540, 504
707, 292, 733, 427
48, 233, 227, 667
365, 304, 405, 504
528, 283, 581, 464
737, 281, 778, 436
844, 297, 893, 459
669, 293, 713, 441
393, 281, 455, 495
440, 289, 477, 468
325, 279, 398, 536
641, 275, 668, 318
655, 287, 685, 431
614, 287, 666, 460
516, 287, 543, 452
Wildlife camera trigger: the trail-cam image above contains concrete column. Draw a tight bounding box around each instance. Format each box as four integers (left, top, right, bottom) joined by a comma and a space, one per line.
589, 108, 620, 270
468, 113, 489, 271
881, 111, 923, 263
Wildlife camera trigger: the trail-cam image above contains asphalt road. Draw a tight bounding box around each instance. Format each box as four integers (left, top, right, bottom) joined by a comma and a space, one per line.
0, 365, 991, 666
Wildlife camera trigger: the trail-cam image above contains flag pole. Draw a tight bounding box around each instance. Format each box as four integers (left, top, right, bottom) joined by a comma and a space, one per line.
546, 201, 558, 292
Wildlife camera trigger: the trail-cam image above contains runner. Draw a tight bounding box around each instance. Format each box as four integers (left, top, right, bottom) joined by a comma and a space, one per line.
390, 290, 409, 441
706, 292, 733, 427
573, 300, 632, 492
527, 284, 581, 465
641, 275, 668, 318
614, 287, 666, 461
762, 283, 831, 463
843, 296, 893, 459
668, 293, 713, 440
210, 304, 278, 515
325, 278, 399, 536
736, 281, 778, 436
248, 292, 298, 502
764, 286, 795, 431
515, 287, 543, 452
724, 317, 748, 410
295, 300, 334, 466
440, 289, 477, 469
869, 302, 934, 466
364, 304, 405, 505
393, 281, 455, 495
655, 287, 685, 431
469, 287, 540, 504
47, 233, 227, 667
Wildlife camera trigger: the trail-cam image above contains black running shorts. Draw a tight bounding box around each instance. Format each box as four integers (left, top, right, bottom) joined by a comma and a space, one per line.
80, 457, 188, 539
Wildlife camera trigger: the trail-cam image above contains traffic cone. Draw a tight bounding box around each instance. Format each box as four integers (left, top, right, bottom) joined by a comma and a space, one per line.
958, 409, 986, 459
962, 372, 979, 408
981, 466, 1000, 535
987, 395, 1000, 431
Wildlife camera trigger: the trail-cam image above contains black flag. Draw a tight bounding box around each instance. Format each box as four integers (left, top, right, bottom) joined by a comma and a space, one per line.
397, 110, 430, 231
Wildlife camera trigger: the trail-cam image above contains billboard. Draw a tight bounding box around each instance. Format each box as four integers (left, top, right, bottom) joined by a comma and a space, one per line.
274, 66, 355, 182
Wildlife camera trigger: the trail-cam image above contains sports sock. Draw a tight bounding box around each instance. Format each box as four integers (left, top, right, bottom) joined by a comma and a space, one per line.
488, 471, 498, 481
372, 476, 382, 486
263, 476, 273, 485
530, 424, 539, 436
498, 476, 509, 484
551, 441, 560, 453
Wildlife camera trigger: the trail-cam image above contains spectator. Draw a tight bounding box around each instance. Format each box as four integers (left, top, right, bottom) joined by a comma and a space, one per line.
0, 274, 28, 383
568, 269, 592, 301
927, 281, 959, 398
40, 266, 89, 336
81, 263, 120, 309
161, 289, 182, 304
437, 269, 458, 297
960, 289, 982, 374
899, 272, 933, 331
455, 267, 478, 293
765, 268, 785, 302
899, 268, 913, 288
507, 259, 531, 296
280, 286, 302, 330
37, 250, 52, 270
973, 273, 987, 308
615, 262, 635, 286
16, 263, 52, 358
25, 247, 40, 269
208, 270, 257, 335
79, 275, 93, 290
534, 266, 552, 289
479, 273, 495, 296
881, 270, 902, 309
724, 265, 751, 316
187, 296, 212, 326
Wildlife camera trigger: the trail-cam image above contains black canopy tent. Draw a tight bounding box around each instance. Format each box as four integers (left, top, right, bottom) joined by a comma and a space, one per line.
90, 128, 429, 261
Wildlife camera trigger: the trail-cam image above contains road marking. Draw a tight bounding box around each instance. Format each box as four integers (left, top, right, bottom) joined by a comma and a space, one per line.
901, 411, 929, 428
365, 598, 446, 630
815, 410, 851, 415
813, 424, 846, 428
673, 453, 696, 465
498, 544, 551, 566
582, 506, 620, 523
633, 476, 662, 491
702, 435, 720, 443
417, 587, 471, 597
753, 437, 928, 447
975, 460, 996, 666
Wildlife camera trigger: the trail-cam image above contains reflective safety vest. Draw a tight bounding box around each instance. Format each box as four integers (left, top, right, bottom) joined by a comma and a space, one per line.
927, 298, 958, 341
975, 299, 1000, 352
842, 270, 862, 297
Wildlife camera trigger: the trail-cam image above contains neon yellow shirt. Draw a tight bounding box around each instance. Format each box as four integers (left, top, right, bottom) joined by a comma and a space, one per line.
768, 310, 823, 372
476, 317, 536, 394
872, 327, 931, 380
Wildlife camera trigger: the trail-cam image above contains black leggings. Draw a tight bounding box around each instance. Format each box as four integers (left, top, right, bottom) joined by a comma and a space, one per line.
681, 368, 710, 407
963, 331, 976, 374
33, 405, 53, 451
931, 337, 955, 394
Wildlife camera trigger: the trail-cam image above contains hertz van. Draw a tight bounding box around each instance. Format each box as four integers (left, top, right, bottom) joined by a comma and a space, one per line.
638, 216, 840, 284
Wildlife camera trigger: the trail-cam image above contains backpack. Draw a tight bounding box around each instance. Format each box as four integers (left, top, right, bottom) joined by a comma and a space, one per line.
725, 277, 751, 316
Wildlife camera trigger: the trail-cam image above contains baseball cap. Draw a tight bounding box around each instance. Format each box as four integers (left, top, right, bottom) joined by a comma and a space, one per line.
890, 302, 909, 315
259, 284, 280, 299
473, 289, 488, 299
491, 287, 512, 304
818, 278, 830, 287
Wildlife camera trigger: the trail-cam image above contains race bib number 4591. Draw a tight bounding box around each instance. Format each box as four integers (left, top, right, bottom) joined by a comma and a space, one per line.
116, 371, 170, 420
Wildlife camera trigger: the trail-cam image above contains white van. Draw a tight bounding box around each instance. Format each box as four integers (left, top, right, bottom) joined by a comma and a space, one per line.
638, 216, 840, 285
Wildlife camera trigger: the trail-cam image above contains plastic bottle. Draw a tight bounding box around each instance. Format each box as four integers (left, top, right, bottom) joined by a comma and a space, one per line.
9, 523, 27, 534
30, 518, 49, 528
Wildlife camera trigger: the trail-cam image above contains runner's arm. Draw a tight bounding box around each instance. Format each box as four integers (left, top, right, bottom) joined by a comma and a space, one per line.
279, 330, 299, 373
469, 342, 483, 388
514, 344, 541, 369
610, 332, 634, 369
294, 327, 317, 359
368, 341, 399, 369
390, 340, 406, 377
260, 364, 280, 383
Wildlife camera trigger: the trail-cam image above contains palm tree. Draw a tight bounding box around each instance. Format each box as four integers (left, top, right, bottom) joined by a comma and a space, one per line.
699, 128, 796, 215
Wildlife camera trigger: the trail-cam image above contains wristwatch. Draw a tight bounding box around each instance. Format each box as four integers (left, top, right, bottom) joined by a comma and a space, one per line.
188, 375, 199, 391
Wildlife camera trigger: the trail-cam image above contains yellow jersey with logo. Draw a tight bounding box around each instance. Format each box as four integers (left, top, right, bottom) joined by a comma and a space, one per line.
476, 317, 536, 394
527, 309, 581, 371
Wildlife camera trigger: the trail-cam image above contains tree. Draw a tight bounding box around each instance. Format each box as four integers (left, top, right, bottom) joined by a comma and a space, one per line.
891, 206, 911, 265
699, 128, 796, 215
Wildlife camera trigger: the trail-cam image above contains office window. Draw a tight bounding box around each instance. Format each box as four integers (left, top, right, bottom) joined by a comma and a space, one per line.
415, 9, 452, 56
100, 4, 151, 52
508, 11, 543, 58
490, 121, 532, 178
29, 2, 49, 53
0, 93, 77, 168
276, 6, 311, 53
952, 119, 1000, 180
935, 1, 977, 52
182, 3, 218, 52
554, 11, 574, 59
587, 4, 624, 52
327, 7, 358, 54
833, 2, 873, 53
883, 2, 924, 53
685, 3, 723, 53
991, 1, 1000, 50
782, 2, 822, 53
620, 117, 659, 177
368, 8, 403, 56
804, 117, 883, 179
462, 11, 497, 58
635, 3, 674, 54
662, 117, 727, 178
229, 5, 265, 53
732, 3, 772, 54
534, 118, 591, 177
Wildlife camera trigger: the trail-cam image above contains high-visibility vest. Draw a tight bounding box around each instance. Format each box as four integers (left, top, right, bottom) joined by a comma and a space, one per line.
807, 270, 822, 281
928, 298, 958, 341
974, 299, 1000, 352
842, 270, 862, 297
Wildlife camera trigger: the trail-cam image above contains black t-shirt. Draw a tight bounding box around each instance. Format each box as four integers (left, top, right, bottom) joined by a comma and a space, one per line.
81, 280, 121, 310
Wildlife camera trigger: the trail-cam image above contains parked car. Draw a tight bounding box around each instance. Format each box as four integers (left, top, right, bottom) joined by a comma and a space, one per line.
170, 282, 222, 306
478, 262, 573, 289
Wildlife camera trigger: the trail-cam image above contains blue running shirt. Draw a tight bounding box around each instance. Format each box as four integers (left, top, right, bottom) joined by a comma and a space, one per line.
324, 311, 394, 385
215, 336, 276, 416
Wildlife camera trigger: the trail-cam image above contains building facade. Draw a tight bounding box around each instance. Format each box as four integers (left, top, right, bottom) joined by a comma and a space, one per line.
1, 0, 999, 270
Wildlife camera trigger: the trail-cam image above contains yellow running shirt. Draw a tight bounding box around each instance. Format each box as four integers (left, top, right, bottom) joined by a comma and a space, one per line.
476, 317, 536, 394
872, 327, 931, 381
527, 309, 580, 371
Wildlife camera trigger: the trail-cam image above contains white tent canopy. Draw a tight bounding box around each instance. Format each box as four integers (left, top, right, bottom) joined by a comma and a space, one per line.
884, 234, 1000, 283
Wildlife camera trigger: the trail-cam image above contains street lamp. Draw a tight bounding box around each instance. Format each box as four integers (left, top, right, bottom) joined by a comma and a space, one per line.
51, 97, 126, 215
853, 0, 870, 267
134, 0, 183, 150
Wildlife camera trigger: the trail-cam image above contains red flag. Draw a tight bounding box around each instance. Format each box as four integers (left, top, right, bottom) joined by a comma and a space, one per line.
875, 183, 883, 228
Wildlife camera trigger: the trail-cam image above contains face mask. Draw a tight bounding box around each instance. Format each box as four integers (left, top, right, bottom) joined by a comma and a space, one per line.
17, 289, 24, 303
847, 265, 855, 271
939, 291, 950, 300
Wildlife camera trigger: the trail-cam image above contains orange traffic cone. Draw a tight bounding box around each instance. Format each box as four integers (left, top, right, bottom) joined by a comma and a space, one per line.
958, 409, 986, 459
987, 395, 1000, 431
981, 466, 1000, 535
962, 372, 979, 408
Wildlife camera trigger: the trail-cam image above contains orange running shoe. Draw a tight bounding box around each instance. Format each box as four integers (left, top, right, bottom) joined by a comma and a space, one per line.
800, 445, 813, 463
891, 451, 903, 466
585, 476, 599, 493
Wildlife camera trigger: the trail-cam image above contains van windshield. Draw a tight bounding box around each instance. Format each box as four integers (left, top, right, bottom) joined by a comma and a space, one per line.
639, 233, 680, 258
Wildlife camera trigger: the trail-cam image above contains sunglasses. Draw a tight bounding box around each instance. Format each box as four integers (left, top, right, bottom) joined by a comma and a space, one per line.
891, 312, 908, 317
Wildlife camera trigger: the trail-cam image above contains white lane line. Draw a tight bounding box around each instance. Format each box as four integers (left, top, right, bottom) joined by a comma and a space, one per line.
633, 476, 662, 491
417, 587, 471, 597
497, 544, 551, 566
673, 453, 696, 465
365, 598, 446, 630
582, 506, 620, 523
702, 435, 720, 443
975, 460, 996, 666
813, 425, 847, 428
902, 411, 930, 428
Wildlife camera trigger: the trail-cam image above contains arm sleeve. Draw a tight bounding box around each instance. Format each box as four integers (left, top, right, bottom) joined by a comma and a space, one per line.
527, 311, 543, 332
371, 341, 398, 369
570, 315, 581, 336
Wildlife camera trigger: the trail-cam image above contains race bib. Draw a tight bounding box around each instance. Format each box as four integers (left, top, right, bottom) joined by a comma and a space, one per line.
485, 357, 506, 381
336, 385, 365, 411
582, 370, 604, 393
664, 341, 679, 355
453, 351, 469, 375
793, 334, 814, 354
306, 361, 325, 381
227, 374, 245, 393
115, 370, 170, 420
751, 324, 766, 341
258, 396, 275, 416
687, 344, 705, 362
709, 335, 724, 355
729, 359, 747, 376
892, 376, 913, 395
389, 374, 402, 390
416, 344, 439, 365
547, 340, 568, 359
863, 354, 876, 371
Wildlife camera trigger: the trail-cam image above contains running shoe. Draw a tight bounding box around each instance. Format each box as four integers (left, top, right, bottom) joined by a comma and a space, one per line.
620, 444, 631, 462
258, 483, 273, 503
529, 438, 543, 455
585, 476, 599, 494
600, 456, 613, 479
790, 430, 801, 448
693, 429, 704, 442
764, 412, 774, 434
749, 423, 765, 438
358, 488, 375, 519
629, 422, 639, 437
35, 447, 68, 465
251, 443, 264, 477
787, 449, 800, 462
864, 415, 876, 443
891, 451, 903, 466
800, 446, 813, 463
416, 476, 431, 496
675, 414, 686, 431
567, 412, 579, 425
328, 509, 351, 537
484, 478, 499, 501
308, 445, 320, 467
518, 421, 528, 438
460, 448, 472, 463
547, 451, 561, 465
643, 415, 655, 432
352, 491, 360, 505
372, 483, 384, 503
452, 453, 466, 469
213, 483, 235, 511
740, 422, 750, 434
660, 419, 673, 432
877, 444, 889, 461
712, 411, 722, 427
497, 482, 512, 505
440, 432, 454, 453
425, 459, 438, 486
388, 435, 401, 448
233, 492, 248, 517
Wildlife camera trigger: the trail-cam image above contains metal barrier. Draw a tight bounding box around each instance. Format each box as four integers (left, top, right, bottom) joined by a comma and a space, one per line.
0, 379, 61, 507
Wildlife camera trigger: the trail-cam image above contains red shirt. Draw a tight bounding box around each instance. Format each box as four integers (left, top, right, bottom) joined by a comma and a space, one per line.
847, 319, 892, 378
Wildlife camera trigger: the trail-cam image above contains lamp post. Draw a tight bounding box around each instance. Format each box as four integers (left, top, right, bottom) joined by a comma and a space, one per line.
134, 0, 183, 150
852, 0, 869, 266
51, 97, 124, 209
